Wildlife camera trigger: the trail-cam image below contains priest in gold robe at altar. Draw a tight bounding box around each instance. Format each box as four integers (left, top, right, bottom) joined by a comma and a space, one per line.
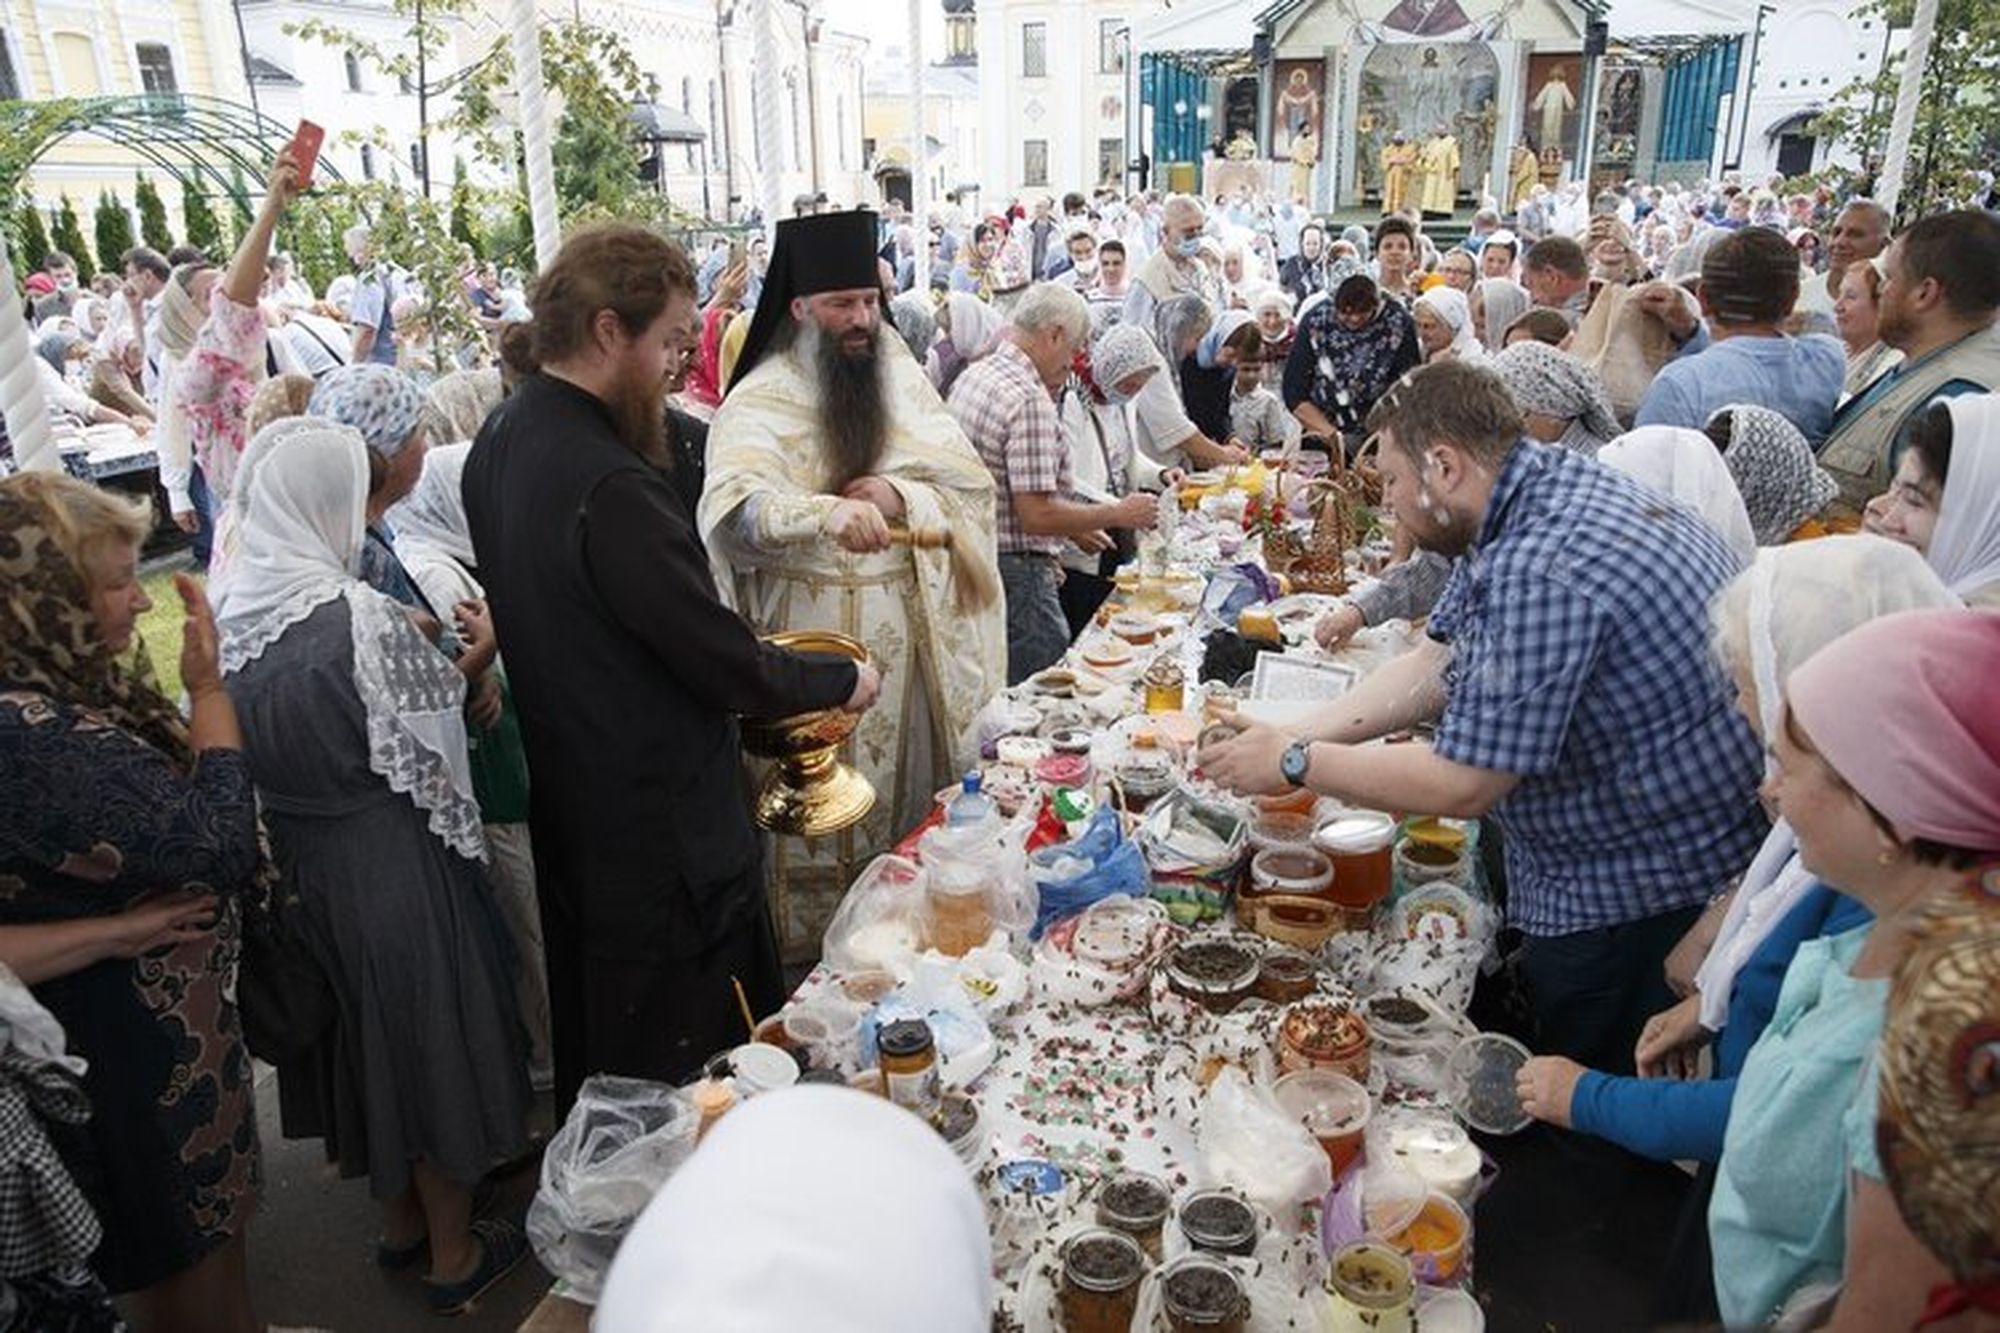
1381, 134, 1419, 215
701, 210, 1007, 960
1419, 128, 1461, 217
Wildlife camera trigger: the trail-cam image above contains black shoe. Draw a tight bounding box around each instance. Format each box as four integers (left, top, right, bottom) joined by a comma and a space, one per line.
422, 1219, 530, 1316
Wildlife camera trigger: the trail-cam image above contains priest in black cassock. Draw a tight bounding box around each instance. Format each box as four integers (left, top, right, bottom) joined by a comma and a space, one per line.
462, 223, 881, 1115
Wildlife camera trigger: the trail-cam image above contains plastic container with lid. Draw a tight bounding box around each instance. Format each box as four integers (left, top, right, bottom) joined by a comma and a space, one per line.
1160, 1254, 1250, 1333
1272, 1069, 1371, 1176
1392, 837, 1471, 894
1380, 1113, 1484, 1203
1312, 811, 1398, 921
1247, 809, 1317, 856
1446, 1032, 1534, 1135
727, 1042, 800, 1095
1096, 1170, 1173, 1261
1177, 1189, 1260, 1257
1059, 1228, 1149, 1333
1164, 936, 1263, 1014
1255, 946, 1320, 1005
1278, 998, 1372, 1082
1325, 1242, 1415, 1333
1386, 1191, 1471, 1285
1357, 1156, 1429, 1241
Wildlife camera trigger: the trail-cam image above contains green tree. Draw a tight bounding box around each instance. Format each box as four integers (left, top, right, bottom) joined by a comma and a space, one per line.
10, 199, 51, 271
49, 194, 90, 271
180, 179, 223, 259
226, 164, 255, 250
303, 178, 478, 374
134, 174, 174, 252
451, 21, 658, 230
1812, 0, 2000, 221
93, 191, 135, 276
448, 155, 482, 258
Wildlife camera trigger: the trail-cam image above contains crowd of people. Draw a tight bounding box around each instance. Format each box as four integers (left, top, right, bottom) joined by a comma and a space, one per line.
1, 133, 1997, 1333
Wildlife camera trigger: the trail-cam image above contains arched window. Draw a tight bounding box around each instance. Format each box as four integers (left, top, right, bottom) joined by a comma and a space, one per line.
345, 51, 363, 93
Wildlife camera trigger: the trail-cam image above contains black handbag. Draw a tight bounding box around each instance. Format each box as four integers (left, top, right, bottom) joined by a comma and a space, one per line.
234, 880, 336, 1066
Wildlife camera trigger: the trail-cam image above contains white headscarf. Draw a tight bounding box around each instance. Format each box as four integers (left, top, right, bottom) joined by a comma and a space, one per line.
389, 442, 478, 579
1414, 286, 1483, 363
1600, 426, 1757, 567
944, 291, 1003, 360
1694, 535, 1957, 1029
215, 417, 486, 863
1931, 395, 2000, 603
595, 1086, 992, 1333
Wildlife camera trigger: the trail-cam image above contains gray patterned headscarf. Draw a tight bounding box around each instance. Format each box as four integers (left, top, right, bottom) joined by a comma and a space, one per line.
1491, 341, 1621, 455
308, 363, 426, 457
889, 292, 938, 364
1711, 403, 1839, 543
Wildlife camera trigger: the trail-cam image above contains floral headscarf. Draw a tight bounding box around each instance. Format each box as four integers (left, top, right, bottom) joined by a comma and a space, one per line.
0, 478, 191, 766
308, 363, 426, 457
1090, 323, 1163, 402
1490, 341, 1621, 455
1878, 864, 2000, 1320
1711, 404, 1838, 544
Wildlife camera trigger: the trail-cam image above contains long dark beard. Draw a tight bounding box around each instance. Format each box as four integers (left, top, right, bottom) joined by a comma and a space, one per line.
804, 321, 889, 492
607, 363, 670, 467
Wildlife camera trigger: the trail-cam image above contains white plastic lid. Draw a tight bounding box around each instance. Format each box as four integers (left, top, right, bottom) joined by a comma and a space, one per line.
1445, 1032, 1533, 1135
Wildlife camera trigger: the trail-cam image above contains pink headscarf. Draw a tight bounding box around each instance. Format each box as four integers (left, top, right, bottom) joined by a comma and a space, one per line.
1788, 610, 2000, 851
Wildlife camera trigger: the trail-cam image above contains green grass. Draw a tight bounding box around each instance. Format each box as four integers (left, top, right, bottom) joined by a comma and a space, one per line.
136, 565, 189, 701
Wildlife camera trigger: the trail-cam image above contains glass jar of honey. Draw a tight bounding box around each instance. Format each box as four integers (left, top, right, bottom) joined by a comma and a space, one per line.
876, 1018, 942, 1122
1143, 657, 1186, 714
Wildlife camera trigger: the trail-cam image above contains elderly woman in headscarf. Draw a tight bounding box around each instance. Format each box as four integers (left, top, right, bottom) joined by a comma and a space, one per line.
1471, 275, 1532, 353
1599, 426, 1757, 566
928, 291, 1004, 400
1126, 295, 1249, 475
306, 365, 502, 718
216, 419, 533, 1316
1703, 610, 2000, 1331
1513, 537, 1959, 1326
1283, 267, 1422, 454
1411, 286, 1486, 366
389, 444, 552, 1094
1250, 287, 1296, 390
1490, 340, 1621, 455
1056, 324, 1168, 635
34, 326, 140, 429
0, 471, 276, 1332
888, 290, 938, 365
1706, 404, 1840, 544
1179, 308, 1263, 446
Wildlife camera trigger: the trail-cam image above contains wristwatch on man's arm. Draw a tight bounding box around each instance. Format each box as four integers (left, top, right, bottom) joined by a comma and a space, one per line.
1280, 738, 1314, 788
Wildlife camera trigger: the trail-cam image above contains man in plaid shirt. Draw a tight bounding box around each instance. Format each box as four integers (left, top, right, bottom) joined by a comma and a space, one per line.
1202, 359, 1766, 1074
948, 284, 1159, 683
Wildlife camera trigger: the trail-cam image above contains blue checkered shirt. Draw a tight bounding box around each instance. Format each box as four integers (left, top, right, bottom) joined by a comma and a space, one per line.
1429, 441, 1768, 937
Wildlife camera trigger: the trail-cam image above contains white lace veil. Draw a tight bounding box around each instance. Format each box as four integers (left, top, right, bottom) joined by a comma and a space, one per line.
214, 417, 486, 862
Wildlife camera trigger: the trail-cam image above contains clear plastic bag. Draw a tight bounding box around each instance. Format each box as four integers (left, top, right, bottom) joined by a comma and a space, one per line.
1197, 1066, 1334, 1218
822, 854, 928, 974
525, 1074, 697, 1303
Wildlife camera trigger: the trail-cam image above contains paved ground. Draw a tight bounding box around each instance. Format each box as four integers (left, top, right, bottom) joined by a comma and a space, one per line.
244, 1066, 553, 1333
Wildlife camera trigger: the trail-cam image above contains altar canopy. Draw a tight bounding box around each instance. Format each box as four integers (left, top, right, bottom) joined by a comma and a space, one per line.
1137, 0, 1596, 210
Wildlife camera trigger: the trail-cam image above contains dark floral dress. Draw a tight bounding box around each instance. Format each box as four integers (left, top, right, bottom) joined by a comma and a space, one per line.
0, 691, 262, 1294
